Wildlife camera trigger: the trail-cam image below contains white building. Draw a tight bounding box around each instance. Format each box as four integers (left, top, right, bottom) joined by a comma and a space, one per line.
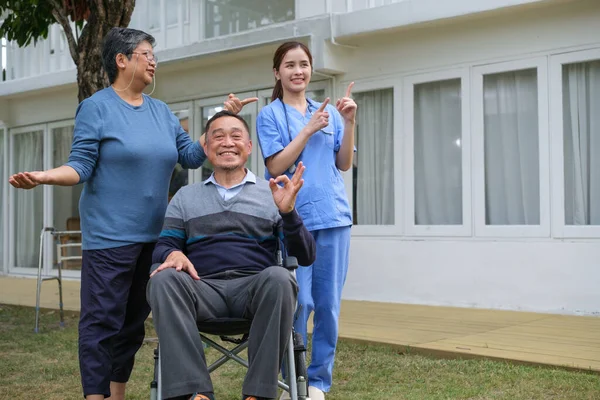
1, 0, 599, 316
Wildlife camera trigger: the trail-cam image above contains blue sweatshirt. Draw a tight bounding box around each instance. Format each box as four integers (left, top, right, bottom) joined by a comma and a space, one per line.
65, 87, 206, 250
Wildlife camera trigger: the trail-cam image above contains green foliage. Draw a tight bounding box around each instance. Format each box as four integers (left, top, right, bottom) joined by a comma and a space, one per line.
0, 0, 57, 47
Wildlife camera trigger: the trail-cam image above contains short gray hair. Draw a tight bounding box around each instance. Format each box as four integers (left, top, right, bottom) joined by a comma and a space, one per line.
102, 27, 155, 84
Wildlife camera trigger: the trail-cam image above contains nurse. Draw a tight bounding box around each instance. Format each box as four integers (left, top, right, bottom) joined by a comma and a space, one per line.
253, 41, 356, 400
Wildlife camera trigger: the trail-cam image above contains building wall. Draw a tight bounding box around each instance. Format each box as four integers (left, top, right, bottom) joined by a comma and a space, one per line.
338, 0, 600, 315
2, 0, 599, 315
6, 87, 77, 127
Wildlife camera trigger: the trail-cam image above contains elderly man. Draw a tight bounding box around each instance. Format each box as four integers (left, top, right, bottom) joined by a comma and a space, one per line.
147, 110, 316, 400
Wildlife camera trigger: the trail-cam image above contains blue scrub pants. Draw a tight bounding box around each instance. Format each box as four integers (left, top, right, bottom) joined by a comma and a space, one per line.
294, 226, 351, 392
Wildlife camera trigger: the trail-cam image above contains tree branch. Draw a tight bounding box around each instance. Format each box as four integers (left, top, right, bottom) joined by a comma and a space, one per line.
121, 0, 136, 27
48, 0, 79, 66
96, 0, 106, 21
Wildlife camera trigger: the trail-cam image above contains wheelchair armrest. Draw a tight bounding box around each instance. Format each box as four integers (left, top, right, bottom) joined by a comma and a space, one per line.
284, 256, 298, 270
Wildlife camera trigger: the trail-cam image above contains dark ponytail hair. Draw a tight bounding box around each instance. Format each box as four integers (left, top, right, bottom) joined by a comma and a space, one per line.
270, 41, 313, 102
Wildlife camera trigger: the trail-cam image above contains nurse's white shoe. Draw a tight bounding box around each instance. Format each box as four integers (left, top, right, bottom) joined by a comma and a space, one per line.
308, 386, 325, 400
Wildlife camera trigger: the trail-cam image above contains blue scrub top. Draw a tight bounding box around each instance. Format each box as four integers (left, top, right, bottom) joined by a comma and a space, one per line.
256, 98, 352, 231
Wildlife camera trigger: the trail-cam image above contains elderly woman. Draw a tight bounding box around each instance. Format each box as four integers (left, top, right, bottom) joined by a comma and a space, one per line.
9, 28, 206, 400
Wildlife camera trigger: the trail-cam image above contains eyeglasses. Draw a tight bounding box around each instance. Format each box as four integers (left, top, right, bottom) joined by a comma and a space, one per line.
131, 51, 158, 64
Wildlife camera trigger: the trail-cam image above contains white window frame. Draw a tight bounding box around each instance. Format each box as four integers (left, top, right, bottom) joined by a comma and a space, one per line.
194, 92, 259, 181
8, 123, 47, 275
550, 47, 600, 238
403, 68, 472, 237
346, 77, 402, 237
1, 124, 7, 275
472, 57, 550, 238
45, 120, 75, 230
147, 0, 190, 30
46, 120, 81, 279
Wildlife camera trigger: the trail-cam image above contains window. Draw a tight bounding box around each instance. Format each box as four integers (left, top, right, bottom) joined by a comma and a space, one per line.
50, 123, 82, 272
204, 0, 295, 39
353, 88, 394, 225
550, 49, 600, 238
562, 60, 600, 226
148, 0, 190, 30
0, 126, 5, 271
1, 37, 6, 81
404, 70, 471, 236
414, 79, 462, 225
169, 108, 192, 199
10, 127, 44, 269
484, 69, 540, 225
473, 58, 549, 237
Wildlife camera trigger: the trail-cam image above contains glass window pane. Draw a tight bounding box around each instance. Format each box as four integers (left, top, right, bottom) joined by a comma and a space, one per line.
205, 0, 295, 39
148, 0, 160, 29
148, 0, 189, 29
13, 130, 44, 269
168, 0, 189, 25
483, 69, 540, 225
169, 111, 191, 199
52, 125, 82, 271
353, 88, 394, 225
562, 60, 600, 225
0, 127, 4, 267
1, 38, 6, 81
414, 79, 462, 225
201, 104, 253, 180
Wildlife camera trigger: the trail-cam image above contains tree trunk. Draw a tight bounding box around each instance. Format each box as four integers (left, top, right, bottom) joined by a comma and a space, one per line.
53, 0, 136, 102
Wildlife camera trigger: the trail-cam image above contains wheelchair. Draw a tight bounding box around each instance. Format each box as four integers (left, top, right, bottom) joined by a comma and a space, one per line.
149, 227, 310, 400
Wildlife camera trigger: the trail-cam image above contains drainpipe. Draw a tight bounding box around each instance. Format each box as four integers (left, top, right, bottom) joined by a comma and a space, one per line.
320, 0, 357, 99
326, 0, 358, 49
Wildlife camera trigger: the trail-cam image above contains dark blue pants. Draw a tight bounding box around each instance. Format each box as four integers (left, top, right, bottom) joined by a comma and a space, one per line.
79, 242, 154, 397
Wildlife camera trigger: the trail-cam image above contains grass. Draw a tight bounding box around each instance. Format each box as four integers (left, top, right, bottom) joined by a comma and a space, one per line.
0, 304, 599, 400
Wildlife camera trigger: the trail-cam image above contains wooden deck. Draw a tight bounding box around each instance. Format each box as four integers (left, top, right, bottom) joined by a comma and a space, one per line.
1, 276, 599, 373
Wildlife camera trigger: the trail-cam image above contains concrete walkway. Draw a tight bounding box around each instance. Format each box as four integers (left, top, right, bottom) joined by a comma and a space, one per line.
1, 275, 599, 373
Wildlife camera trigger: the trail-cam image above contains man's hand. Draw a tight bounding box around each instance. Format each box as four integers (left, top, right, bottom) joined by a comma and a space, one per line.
223, 93, 259, 114
150, 251, 200, 280
269, 162, 305, 213
9, 171, 49, 189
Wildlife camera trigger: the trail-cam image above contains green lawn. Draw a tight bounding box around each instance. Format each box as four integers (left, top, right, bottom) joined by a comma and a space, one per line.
0, 305, 598, 400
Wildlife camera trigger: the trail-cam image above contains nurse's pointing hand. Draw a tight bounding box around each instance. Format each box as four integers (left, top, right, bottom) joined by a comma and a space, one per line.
336, 82, 357, 123
304, 98, 330, 137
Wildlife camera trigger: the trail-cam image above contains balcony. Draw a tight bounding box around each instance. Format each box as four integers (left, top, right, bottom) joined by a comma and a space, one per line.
0, 0, 552, 90
0, 0, 298, 85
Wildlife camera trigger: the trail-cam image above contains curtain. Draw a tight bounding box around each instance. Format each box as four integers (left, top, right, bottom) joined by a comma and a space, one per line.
14, 130, 44, 269
414, 79, 462, 225
483, 69, 540, 225
354, 88, 394, 225
563, 60, 600, 225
